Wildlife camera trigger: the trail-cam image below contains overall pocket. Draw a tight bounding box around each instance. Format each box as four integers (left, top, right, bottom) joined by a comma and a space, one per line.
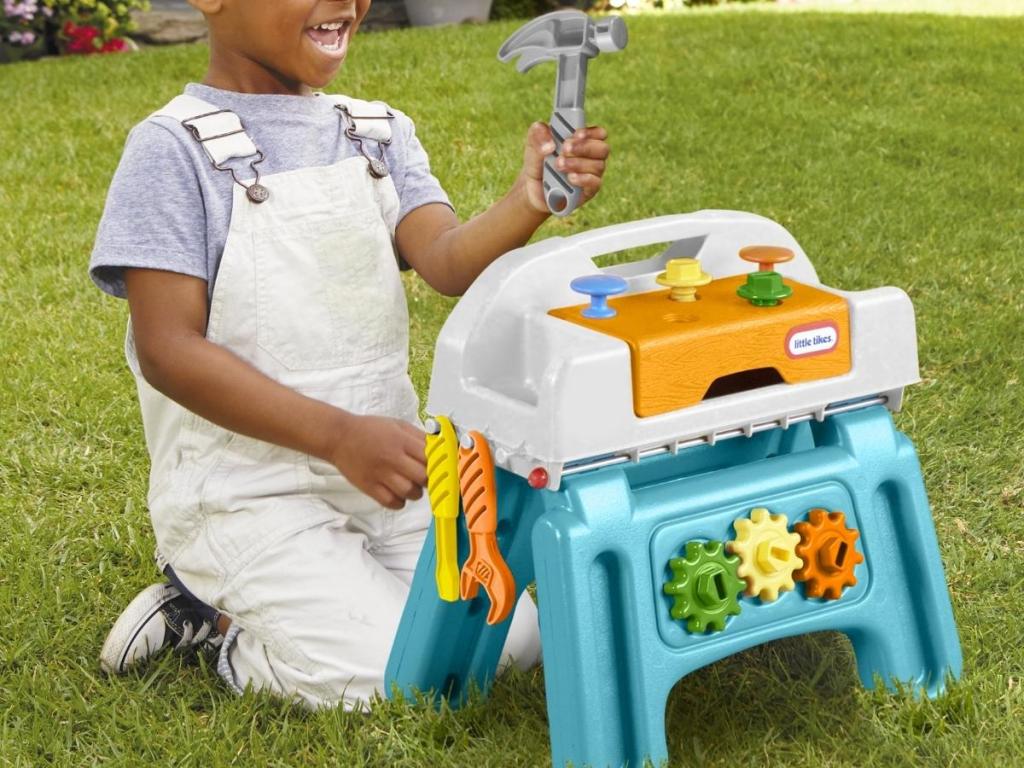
252, 212, 407, 371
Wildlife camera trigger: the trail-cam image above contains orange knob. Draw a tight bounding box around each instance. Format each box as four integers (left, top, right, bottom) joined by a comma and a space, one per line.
740, 246, 795, 272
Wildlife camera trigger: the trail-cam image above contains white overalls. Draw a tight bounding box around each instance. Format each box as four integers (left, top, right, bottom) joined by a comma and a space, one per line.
127, 94, 541, 708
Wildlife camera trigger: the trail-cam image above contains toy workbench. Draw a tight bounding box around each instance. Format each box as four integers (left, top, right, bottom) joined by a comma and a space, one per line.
385, 211, 962, 768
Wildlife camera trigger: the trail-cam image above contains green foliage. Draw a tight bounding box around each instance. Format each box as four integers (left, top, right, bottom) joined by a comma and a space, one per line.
489, 0, 772, 14
1, 0, 49, 53
1, 10, 1023, 767
47, 0, 149, 42
586, 0, 772, 8
1, 0, 147, 58
490, 0, 564, 19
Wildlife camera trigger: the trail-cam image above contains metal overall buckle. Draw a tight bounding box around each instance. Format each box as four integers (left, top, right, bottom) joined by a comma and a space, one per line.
334, 104, 395, 179
181, 109, 270, 204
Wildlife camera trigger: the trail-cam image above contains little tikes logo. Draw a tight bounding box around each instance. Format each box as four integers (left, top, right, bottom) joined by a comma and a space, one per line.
786, 322, 839, 358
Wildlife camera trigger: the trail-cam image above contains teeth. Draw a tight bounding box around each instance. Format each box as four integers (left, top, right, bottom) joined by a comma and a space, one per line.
309, 20, 348, 52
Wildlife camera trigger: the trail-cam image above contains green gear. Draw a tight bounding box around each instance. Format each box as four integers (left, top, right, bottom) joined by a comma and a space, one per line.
663, 540, 745, 634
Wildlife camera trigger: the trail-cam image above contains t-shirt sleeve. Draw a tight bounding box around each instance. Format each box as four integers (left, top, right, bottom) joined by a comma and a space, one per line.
391, 109, 454, 225
89, 120, 208, 299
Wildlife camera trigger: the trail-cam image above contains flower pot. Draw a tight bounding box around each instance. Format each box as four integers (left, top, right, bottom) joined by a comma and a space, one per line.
404, 0, 493, 27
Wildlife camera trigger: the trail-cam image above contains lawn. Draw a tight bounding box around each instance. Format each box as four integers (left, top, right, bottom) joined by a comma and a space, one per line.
1, 9, 1023, 767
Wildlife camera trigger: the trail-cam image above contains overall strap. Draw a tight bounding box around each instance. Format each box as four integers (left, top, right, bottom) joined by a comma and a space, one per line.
319, 94, 395, 143
150, 95, 261, 165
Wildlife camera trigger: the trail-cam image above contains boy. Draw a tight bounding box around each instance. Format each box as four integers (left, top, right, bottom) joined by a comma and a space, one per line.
90, 0, 611, 709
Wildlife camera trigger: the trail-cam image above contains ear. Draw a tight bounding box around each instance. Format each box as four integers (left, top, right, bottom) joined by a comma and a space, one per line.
187, 0, 223, 14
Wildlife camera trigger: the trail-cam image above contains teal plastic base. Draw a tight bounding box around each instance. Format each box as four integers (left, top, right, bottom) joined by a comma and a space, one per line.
386, 407, 962, 768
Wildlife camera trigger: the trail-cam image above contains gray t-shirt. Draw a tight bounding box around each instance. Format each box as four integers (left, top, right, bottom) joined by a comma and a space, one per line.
90, 82, 454, 301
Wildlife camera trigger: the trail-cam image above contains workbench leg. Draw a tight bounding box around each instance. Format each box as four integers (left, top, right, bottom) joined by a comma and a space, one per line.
386, 472, 545, 705
532, 472, 670, 768
818, 410, 963, 697
842, 475, 963, 697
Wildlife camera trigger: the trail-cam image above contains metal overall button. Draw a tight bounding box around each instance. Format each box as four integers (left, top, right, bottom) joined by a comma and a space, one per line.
246, 183, 271, 204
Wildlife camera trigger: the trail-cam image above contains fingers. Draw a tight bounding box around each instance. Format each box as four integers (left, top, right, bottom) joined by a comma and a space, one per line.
372, 468, 424, 510
521, 122, 610, 214
527, 121, 555, 154
353, 420, 428, 510
561, 136, 610, 162
554, 126, 608, 201
397, 450, 427, 489
523, 122, 555, 188
566, 172, 604, 201
574, 125, 609, 142
556, 155, 606, 177
388, 468, 425, 503
530, 123, 607, 154
372, 484, 404, 511
400, 421, 427, 459
393, 421, 428, 501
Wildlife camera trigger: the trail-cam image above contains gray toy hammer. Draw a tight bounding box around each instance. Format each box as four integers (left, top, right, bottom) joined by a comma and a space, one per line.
498, 10, 628, 218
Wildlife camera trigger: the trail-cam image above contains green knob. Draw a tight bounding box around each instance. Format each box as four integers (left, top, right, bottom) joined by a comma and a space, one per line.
737, 270, 793, 307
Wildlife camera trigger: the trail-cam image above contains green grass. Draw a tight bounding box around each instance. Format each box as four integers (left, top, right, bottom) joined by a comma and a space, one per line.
1, 10, 1023, 767
676, 0, 1024, 16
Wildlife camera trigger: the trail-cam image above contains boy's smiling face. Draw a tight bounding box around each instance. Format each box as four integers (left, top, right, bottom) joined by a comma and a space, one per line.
190, 0, 371, 94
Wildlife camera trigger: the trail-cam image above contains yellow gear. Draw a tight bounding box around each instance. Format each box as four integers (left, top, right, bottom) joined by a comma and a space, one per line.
726, 508, 803, 602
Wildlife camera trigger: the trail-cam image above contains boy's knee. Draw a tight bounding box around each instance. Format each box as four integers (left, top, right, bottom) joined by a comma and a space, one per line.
221, 616, 399, 710
501, 592, 543, 672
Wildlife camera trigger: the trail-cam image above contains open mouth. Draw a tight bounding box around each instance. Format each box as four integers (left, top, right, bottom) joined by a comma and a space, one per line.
306, 19, 352, 56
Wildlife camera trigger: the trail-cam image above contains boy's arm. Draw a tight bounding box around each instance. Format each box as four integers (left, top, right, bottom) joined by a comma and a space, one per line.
397, 123, 610, 297
124, 268, 427, 510
396, 175, 545, 297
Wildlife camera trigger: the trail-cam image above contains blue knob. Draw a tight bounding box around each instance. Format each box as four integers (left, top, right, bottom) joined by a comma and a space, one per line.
570, 274, 628, 319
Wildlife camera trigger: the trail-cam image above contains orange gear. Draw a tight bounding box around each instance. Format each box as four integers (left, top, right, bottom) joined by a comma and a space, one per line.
793, 509, 864, 600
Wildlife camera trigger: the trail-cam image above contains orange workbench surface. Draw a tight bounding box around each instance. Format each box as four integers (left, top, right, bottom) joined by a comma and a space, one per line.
549, 275, 851, 417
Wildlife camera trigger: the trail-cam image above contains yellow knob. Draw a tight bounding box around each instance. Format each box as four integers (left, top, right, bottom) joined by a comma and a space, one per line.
656, 258, 712, 302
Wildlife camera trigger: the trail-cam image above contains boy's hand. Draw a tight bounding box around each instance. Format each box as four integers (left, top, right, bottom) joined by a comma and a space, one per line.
521, 121, 611, 215
326, 413, 428, 511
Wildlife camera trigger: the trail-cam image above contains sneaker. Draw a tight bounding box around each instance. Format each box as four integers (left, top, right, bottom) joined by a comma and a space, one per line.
99, 582, 222, 675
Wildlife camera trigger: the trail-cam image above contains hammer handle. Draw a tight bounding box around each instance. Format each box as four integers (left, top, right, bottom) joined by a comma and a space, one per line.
545, 107, 585, 217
